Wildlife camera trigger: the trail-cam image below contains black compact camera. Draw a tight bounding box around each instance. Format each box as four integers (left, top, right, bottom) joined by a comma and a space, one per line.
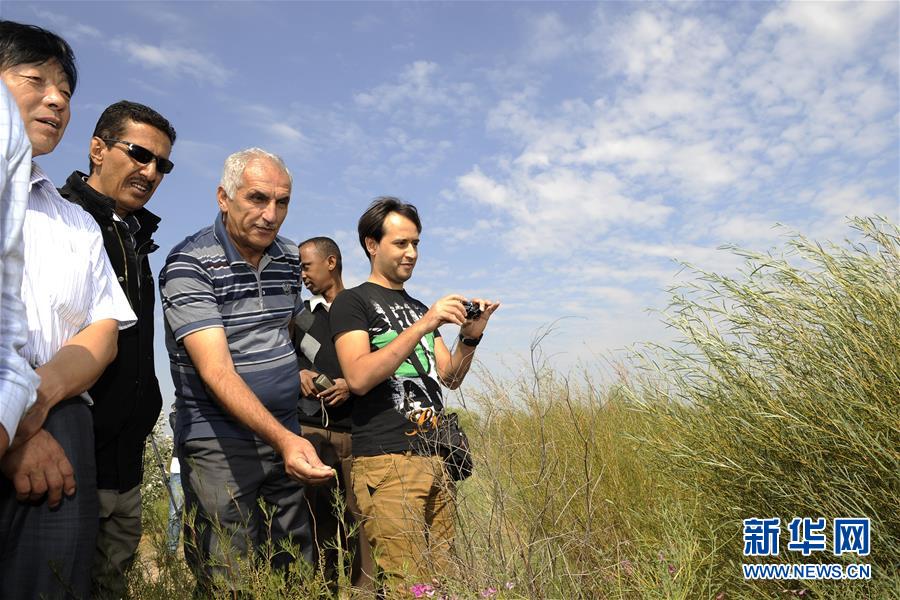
461, 300, 483, 320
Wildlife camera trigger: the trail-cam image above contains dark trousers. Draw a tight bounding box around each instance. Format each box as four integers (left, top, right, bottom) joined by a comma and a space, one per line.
180, 436, 312, 593
0, 400, 99, 600
302, 425, 375, 592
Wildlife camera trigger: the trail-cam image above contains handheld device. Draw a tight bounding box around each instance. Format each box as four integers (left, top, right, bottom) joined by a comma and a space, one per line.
461, 300, 483, 320
314, 373, 335, 393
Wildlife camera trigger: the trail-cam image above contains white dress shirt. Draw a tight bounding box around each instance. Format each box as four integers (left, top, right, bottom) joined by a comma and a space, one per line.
308, 294, 331, 312
0, 82, 41, 442
20, 163, 136, 393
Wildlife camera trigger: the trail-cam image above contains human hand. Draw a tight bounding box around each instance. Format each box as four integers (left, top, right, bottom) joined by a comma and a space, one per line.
299, 369, 319, 398
0, 429, 76, 508
319, 378, 350, 407
277, 433, 335, 485
459, 298, 501, 340
423, 294, 467, 331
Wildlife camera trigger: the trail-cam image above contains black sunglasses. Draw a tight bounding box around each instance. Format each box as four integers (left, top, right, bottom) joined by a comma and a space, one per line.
102, 138, 175, 174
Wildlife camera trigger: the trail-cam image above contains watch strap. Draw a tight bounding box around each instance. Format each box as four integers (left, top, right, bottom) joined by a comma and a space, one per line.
459, 333, 483, 347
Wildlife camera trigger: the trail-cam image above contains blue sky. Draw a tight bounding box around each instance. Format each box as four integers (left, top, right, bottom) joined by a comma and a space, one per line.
5, 1, 898, 406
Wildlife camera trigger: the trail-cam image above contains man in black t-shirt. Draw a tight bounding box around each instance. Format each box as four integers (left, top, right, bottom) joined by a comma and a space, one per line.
330, 197, 499, 593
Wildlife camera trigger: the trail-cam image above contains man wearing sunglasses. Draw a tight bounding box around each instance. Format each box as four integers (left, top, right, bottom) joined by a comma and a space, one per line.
59, 100, 176, 599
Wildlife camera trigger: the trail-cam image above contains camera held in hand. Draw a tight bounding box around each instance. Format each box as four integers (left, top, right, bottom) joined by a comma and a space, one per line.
313, 373, 335, 393
462, 300, 483, 320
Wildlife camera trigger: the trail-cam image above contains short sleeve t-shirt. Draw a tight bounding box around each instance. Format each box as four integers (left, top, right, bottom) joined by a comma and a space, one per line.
330, 282, 443, 456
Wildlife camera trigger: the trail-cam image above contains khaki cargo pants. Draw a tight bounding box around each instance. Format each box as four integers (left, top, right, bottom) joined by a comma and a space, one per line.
351, 453, 455, 595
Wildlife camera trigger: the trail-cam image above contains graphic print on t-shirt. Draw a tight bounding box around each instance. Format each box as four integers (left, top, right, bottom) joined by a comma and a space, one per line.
369, 296, 443, 427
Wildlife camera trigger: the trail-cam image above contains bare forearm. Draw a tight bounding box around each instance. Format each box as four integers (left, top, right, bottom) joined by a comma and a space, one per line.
439, 343, 476, 389
342, 321, 431, 395
203, 366, 293, 452
35, 320, 118, 408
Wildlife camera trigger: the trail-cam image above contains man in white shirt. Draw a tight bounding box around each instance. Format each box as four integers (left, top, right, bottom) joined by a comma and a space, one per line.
0, 20, 137, 600
0, 80, 39, 462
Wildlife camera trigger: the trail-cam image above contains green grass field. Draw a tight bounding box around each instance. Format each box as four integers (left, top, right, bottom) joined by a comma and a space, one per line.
133, 217, 899, 599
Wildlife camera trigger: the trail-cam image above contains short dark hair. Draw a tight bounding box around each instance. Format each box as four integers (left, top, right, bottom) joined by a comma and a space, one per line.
299, 236, 343, 274
90, 100, 177, 173
357, 196, 422, 261
0, 21, 77, 93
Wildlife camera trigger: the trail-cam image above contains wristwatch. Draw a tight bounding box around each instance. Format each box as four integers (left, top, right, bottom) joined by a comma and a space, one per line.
458, 333, 483, 347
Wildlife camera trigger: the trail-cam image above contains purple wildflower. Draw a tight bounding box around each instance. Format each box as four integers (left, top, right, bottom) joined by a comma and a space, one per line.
410, 583, 434, 598
480, 586, 498, 598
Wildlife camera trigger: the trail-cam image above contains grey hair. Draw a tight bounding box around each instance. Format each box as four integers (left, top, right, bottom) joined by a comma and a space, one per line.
219, 147, 292, 198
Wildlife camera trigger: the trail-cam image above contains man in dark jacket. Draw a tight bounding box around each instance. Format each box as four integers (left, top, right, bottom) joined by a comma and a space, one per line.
59, 100, 175, 599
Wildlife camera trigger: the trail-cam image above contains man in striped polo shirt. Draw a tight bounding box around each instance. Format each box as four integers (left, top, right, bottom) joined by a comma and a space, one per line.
159, 148, 333, 593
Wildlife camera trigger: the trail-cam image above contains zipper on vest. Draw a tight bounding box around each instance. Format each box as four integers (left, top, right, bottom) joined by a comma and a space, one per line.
113, 224, 131, 300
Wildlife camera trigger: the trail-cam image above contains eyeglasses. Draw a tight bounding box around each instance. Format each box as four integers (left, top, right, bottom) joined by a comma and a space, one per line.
102, 138, 175, 174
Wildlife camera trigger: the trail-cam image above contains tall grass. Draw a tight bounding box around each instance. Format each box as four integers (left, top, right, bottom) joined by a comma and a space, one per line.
130, 217, 898, 599
628, 216, 899, 597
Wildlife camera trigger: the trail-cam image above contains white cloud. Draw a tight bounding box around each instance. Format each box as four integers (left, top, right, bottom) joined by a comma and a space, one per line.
454, 3, 897, 267
110, 38, 231, 85
526, 12, 576, 63
32, 8, 101, 41
237, 104, 310, 153
458, 167, 513, 210
354, 61, 479, 127
457, 162, 673, 257
30, 8, 228, 88
812, 184, 896, 219
760, 1, 895, 61
266, 122, 305, 144
336, 124, 454, 183
714, 215, 784, 244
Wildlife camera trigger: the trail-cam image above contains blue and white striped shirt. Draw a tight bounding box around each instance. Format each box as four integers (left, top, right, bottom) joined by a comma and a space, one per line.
160, 213, 304, 444
0, 81, 39, 442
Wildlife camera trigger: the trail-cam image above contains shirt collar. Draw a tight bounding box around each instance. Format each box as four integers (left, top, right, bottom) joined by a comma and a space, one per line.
213, 212, 286, 266
29, 162, 50, 189
308, 294, 330, 312
125, 213, 141, 234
